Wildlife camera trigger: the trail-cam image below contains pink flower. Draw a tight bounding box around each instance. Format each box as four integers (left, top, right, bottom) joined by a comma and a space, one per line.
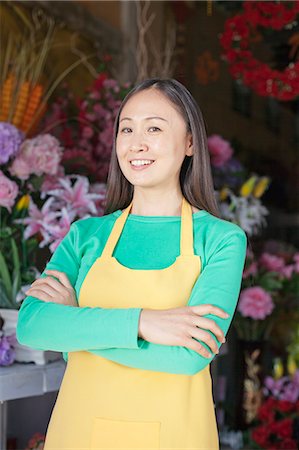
46, 175, 102, 216
238, 286, 274, 319
243, 261, 258, 278
82, 126, 94, 139
41, 207, 76, 253
15, 197, 60, 240
9, 157, 31, 180
279, 264, 294, 279
0, 170, 19, 212
10, 134, 63, 179
259, 252, 285, 272
207, 134, 234, 167
40, 166, 65, 195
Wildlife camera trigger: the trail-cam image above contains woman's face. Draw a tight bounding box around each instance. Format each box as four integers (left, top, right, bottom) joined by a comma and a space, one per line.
116, 88, 193, 190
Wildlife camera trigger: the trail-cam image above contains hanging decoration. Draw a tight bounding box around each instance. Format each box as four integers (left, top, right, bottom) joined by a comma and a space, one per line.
220, 1, 299, 101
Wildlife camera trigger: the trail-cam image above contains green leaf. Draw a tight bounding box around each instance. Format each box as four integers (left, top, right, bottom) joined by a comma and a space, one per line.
10, 237, 20, 276
0, 280, 13, 308
0, 249, 12, 300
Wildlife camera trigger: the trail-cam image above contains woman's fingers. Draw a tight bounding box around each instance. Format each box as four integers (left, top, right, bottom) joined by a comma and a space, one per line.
24, 287, 55, 302
44, 270, 73, 289
190, 327, 220, 354
25, 277, 68, 303
193, 316, 226, 344
191, 304, 230, 319
185, 338, 213, 358
29, 276, 65, 294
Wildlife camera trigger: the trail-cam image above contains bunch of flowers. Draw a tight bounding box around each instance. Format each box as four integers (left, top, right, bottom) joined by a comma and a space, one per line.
219, 0, 299, 101
245, 370, 299, 449
0, 331, 17, 366
41, 70, 132, 183
0, 121, 104, 309
207, 134, 270, 235
233, 245, 299, 342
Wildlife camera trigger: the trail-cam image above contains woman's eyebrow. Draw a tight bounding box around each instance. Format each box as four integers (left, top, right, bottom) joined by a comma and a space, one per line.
119, 116, 168, 123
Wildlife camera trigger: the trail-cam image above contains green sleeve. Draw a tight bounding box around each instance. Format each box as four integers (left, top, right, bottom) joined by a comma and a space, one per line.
84, 230, 247, 375
16, 222, 142, 352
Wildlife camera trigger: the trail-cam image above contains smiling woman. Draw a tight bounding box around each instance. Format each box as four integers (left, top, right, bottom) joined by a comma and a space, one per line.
16, 78, 247, 450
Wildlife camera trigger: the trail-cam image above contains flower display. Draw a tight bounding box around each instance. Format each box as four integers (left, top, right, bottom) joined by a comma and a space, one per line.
0, 119, 105, 309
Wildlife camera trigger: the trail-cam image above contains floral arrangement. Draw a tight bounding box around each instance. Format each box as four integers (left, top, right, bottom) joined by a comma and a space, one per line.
40, 70, 132, 183
24, 432, 45, 450
0, 121, 103, 309
233, 245, 299, 342
220, 0, 299, 101
207, 134, 270, 235
244, 370, 299, 450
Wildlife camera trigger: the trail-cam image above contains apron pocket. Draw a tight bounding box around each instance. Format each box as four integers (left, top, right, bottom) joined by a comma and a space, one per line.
90, 416, 161, 449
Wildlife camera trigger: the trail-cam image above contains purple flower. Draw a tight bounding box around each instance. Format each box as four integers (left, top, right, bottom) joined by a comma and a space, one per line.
0, 334, 16, 366
0, 122, 24, 164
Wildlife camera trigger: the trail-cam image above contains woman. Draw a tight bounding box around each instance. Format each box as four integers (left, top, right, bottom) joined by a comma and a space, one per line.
17, 78, 247, 449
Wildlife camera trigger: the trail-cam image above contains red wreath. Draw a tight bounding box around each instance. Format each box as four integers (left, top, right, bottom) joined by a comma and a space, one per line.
220, 1, 299, 101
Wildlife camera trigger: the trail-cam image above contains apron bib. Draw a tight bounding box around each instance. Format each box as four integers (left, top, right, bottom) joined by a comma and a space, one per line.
44, 197, 219, 449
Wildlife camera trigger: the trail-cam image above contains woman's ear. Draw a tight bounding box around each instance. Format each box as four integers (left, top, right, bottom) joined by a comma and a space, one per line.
185, 133, 194, 157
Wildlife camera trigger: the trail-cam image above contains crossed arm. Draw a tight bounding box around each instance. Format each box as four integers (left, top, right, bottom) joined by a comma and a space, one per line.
17, 222, 247, 375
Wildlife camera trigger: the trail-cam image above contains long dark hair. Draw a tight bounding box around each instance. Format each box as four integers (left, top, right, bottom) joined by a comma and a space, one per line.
103, 77, 220, 218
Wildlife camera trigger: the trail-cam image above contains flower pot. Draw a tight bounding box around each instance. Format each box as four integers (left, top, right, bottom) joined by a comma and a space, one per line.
0, 308, 62, 365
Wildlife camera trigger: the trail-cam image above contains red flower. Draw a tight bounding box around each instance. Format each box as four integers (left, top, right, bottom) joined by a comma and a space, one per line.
258, 401, 275, 423
276, 418, 293, 439
278, 400, 295, 413
92, 73, 108, 91
277, 438, 298, 450
251, 425, 270, 447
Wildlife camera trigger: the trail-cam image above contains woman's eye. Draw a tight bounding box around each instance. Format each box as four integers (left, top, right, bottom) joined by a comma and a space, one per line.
120, 127, 161, 133
148, 127, 161, 132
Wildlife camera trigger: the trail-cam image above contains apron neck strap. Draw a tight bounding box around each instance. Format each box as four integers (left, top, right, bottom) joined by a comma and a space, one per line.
102, 196, 194, 258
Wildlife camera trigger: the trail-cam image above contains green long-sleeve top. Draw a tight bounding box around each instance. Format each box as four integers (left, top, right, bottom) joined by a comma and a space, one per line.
16, 206, 247, 376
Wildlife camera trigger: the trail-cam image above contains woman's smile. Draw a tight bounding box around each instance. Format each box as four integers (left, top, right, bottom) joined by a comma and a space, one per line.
129, 159, 156, 170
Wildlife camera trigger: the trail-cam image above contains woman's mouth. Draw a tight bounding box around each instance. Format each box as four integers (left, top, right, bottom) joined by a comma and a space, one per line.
129, 159, 155, 171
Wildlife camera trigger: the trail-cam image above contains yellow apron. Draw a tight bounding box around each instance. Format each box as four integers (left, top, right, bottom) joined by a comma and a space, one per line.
44, 196, 219, 449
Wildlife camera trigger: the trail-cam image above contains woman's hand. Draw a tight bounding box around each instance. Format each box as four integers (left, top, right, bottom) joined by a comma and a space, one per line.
25, 270, 78, 307
138, 305, 229, 358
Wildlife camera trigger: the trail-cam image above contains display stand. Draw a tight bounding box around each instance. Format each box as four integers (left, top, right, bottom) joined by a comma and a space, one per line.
0, 359, 66, 450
